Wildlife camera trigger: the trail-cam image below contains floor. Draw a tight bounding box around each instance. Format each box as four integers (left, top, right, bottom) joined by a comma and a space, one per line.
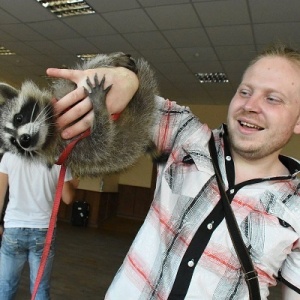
14, 217, 282, 299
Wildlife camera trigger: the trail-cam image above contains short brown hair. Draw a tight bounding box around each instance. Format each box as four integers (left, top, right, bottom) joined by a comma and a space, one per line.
249, 42, 300, 67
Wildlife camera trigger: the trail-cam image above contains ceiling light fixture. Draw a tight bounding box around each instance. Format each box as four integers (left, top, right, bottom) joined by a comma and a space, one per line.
195, 72, 229, 83
0, 46, 16, 56
77, 53, 98, 61
36, 0, 95, 18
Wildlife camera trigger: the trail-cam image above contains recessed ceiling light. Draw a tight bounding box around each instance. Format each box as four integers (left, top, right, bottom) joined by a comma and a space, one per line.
0, 46, 16, 56
195, 72, 229, 83
36, 0, 95, 18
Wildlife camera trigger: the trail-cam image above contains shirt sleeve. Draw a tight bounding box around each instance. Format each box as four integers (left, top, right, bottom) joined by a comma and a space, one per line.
64, 167, 73, 182
280, 239, 300, 293
153, 96, 200, 153
0, 153, 10, 174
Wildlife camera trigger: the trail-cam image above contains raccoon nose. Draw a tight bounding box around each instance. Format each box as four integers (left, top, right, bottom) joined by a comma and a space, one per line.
19, 134, 31, 148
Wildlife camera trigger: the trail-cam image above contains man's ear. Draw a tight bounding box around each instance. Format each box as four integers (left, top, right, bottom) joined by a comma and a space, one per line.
293, 115, 300, 134
0, 83, 18, 105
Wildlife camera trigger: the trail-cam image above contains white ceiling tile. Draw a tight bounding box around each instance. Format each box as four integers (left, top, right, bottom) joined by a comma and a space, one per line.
0, 8, 19, 24
139, 0, 190, 6
249, 0, 300, 23
123, 32, 170, 50
54, 38, 100, 55
151, 61, 192, 80
102, 9, 156, 33
176, 47, 218, 62
186, 60, 223, 73
253, 23, 300, 48
88, 0, 140, 12
139, 48, 181, 63
163, 28, 210, 48
0, 0, 55, 22
87, 35, 135, 53
0, 29, 18, 41
62, 14, 116, 37
194, 0, 250, 26
2, 41, 41, 55
1, 24, 47, 41
222, 60, 250, 80
146, 4, 201, 30
28, 20, 81, 40
25, 40, 67, 55
214, 45, 257, 61
207, 25, 253, 46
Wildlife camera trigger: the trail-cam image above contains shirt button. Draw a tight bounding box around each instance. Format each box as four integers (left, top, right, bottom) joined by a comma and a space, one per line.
187, 259, 195, 267
226, 156, 231, 161
207, 221, 214, 230
230, 189, 234, 194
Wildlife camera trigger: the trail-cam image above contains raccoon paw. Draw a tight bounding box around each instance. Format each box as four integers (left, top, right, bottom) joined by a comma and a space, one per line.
114, 54, 137, 74
85, 74, 112, 113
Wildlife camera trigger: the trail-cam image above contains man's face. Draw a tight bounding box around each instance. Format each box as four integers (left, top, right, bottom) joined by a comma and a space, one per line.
227, 56, 300, 160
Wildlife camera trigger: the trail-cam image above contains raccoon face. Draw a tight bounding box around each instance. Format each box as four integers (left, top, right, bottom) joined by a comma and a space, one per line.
0, 81, 55, 157
5, 99, 51, 155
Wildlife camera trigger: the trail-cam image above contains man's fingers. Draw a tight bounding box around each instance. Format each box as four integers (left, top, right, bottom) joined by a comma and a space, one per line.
61, 110, 94, 139
56, 96, 93, 130
54, 87, 88, 116
47, 68, 80, 82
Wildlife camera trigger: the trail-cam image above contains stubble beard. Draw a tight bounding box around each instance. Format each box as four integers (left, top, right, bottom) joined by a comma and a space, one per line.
228, 128, 292, 161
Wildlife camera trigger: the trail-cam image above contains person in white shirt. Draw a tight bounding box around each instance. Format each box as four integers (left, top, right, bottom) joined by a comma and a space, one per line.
0, 152, 78, 300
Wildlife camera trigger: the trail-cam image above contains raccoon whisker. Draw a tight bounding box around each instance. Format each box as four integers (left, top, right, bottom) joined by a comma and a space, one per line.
30, 101, 38, 123
32, 115, 56, 128
34, 104, 53, 123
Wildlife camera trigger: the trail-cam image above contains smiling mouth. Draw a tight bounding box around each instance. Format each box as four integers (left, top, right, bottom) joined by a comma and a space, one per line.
238, 121, 264, 130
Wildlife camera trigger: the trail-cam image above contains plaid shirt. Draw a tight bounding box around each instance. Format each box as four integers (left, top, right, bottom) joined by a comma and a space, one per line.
106, 97, 300, 299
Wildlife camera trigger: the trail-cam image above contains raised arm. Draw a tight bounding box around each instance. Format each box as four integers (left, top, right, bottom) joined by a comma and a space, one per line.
46, 66, 139, 139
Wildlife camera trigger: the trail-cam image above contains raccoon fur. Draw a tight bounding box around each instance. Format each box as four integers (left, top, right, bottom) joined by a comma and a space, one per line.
0, 52, 158, 177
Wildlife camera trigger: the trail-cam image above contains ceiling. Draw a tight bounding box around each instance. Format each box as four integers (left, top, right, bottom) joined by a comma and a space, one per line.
0, 0, 300, 106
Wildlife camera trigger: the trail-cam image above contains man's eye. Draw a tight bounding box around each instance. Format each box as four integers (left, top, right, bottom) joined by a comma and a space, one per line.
267, 96, 281, 103
240, 90, 250, 97
14, 114, 23, 123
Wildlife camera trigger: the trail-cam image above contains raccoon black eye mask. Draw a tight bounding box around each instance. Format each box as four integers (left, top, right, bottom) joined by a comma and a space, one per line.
0, 52, 159, 177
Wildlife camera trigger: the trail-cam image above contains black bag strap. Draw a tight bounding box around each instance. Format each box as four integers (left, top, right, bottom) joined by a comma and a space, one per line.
208, 132, 261, 300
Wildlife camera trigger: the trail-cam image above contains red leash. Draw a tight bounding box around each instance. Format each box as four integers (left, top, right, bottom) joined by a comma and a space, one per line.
31, 129, 90, 300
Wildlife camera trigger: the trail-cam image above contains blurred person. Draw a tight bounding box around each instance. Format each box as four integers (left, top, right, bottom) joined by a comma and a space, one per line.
0, 152, 78, 300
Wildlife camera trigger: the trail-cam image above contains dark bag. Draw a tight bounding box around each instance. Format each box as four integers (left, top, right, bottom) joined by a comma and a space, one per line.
71, 200, 90, 227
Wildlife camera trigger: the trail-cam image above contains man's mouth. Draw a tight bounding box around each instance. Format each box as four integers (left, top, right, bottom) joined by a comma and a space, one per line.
238, 121, 263, 130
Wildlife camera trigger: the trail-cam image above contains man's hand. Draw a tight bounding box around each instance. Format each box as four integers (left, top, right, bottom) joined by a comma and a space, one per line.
46, 67, 139, 139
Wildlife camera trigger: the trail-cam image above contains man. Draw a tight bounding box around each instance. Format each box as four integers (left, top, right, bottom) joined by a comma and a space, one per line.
0, 152, 78, 300
47, 44, 300, 299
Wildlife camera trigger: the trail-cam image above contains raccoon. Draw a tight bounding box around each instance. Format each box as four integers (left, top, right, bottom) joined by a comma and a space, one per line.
0, 52, 159, 177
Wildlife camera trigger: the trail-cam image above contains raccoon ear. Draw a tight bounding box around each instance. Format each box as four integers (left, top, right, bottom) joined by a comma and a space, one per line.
0, 83, 19, 105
